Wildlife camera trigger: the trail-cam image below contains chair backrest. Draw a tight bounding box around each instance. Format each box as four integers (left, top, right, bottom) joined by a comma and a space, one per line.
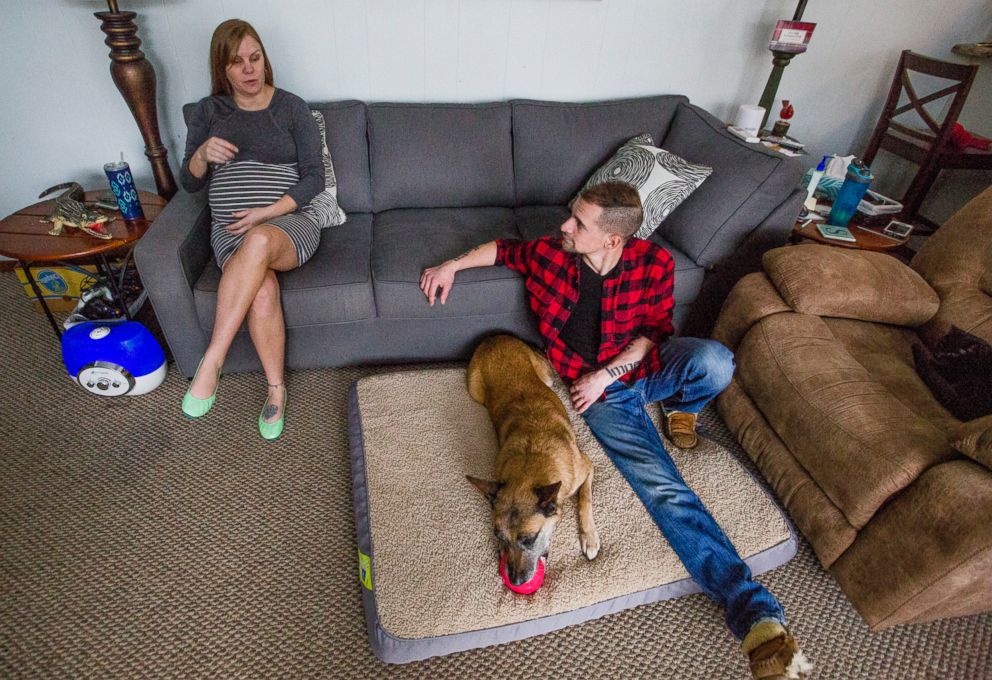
874, 50, 978, 151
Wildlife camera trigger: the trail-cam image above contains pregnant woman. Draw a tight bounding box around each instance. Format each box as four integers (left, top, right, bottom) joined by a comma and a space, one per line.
180, 19, 330, 440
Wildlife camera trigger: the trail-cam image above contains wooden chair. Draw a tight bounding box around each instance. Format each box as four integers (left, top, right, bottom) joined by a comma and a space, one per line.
863, 50, 992, 226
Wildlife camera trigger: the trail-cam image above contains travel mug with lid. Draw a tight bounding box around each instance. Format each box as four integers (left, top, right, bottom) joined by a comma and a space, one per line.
827, 159, 873, 228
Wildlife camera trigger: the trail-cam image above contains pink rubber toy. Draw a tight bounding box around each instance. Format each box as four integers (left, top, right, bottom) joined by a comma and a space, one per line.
499, 552, 545, 594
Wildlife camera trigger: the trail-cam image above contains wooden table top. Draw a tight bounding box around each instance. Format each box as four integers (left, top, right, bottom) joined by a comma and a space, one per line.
0, 190, 166, 262
792, 216, 910, 252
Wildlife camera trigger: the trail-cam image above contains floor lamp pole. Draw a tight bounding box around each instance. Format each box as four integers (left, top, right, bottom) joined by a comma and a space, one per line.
94, 0, 177, 200
757, 0, 810, 133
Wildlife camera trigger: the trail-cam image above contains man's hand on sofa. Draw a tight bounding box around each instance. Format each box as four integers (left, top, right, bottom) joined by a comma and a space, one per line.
420, 261, 457, 306
420, 241, 499, 306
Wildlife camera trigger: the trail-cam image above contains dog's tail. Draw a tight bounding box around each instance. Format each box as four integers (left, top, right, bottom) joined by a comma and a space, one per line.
466, 354, 486, 404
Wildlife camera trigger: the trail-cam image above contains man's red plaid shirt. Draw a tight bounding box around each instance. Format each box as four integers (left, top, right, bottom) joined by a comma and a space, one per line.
495, 236, 675, 384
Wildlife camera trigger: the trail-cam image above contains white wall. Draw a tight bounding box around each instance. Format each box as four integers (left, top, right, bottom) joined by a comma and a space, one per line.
1, 0, 989, 223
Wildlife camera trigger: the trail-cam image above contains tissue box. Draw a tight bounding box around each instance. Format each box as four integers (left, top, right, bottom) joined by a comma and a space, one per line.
801, 168, 843, 201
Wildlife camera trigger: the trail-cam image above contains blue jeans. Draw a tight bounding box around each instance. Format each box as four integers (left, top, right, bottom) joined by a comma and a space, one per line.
582, 337, 785, 639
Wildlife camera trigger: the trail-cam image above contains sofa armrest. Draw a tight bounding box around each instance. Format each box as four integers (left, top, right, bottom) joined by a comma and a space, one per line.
711, 272, 791, 350
681, 187, 805, 337
761, 245, 940, 327
134, 189, 211, 377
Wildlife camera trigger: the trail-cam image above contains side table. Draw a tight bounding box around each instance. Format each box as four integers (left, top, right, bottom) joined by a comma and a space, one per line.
790, 211, 914, 254
0, 189, 166, 338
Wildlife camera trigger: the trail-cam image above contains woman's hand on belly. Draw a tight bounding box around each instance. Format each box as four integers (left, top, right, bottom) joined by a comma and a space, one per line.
227, 195, 299, 235
227, 205, 274, 235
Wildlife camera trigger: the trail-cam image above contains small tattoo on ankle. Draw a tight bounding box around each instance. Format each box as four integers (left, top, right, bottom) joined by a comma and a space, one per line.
263, 404, 279, 420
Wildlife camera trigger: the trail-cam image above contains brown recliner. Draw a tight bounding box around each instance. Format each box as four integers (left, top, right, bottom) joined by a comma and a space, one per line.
712, 185, 992, 630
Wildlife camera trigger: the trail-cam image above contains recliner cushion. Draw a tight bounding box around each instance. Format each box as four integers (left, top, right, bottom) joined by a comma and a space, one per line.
735, 311, 955, 529
194, 214, 375, 329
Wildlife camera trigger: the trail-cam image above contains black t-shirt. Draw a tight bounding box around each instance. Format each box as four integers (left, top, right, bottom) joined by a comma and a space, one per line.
559, 259, 617, 365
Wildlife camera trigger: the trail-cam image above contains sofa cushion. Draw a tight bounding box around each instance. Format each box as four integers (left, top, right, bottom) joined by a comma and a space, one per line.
575, 134, 711, 240
368, 103, 514, 212
951, 415, 992, 470
513, 206, 705, 307
310, 101, 371, 214
761, 245, 940, 326
371, 208, 523, 319
735, 311, 955, 529
194, 213, 375, 329
511, 96, 687, 206
659, 103, 801, 267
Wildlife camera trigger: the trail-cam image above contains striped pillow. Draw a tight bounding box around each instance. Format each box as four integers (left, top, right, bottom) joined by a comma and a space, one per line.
310, 110, 347, 228
576, 133, 711, 240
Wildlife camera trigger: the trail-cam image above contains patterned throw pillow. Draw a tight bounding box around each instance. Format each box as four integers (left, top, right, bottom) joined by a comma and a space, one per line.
576, 134, 712, 240
310, 110, 347, 228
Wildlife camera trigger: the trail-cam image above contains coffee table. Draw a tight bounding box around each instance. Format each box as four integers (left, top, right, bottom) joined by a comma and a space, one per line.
0, 189, 166, 338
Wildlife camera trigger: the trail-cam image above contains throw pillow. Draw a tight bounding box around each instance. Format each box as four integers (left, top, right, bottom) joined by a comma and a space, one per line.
576, 134, 712, 240
950, 415, 992, 470
913, 325, 992, 421
310, 110, 347, 228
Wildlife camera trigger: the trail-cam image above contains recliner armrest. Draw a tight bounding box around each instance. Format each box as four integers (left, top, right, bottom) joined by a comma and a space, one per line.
711, 272, 791, 350
761, 244, 939, 327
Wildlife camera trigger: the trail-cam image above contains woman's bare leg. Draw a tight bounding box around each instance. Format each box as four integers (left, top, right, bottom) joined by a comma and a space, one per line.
248, 269, 287, 423
188, 225, 298, 398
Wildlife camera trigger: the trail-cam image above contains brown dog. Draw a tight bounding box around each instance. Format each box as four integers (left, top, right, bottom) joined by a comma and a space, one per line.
466, 334, 600, 587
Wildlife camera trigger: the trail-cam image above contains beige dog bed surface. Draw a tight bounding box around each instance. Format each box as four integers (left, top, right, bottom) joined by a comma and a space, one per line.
348, 368, 795, 663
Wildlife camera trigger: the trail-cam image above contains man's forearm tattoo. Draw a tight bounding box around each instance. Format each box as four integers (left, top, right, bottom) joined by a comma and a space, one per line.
606, 360, 640, 378
451, 245, 482, 262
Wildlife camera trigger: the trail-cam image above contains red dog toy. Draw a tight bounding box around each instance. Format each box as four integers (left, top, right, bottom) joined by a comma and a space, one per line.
499, 552, 545, 594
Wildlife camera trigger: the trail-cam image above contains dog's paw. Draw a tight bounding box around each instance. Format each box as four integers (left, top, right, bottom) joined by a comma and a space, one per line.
581, 532, 601, 560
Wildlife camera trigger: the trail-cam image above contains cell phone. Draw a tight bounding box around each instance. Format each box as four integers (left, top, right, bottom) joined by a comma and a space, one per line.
882, 220, 913, 238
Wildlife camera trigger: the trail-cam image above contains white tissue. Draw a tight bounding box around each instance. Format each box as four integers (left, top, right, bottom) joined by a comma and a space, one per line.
824, 154, 855, 179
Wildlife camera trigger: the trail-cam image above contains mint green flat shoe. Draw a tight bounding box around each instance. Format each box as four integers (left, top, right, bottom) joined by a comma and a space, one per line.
258, 384, 286, 441
181, 359, 220, 419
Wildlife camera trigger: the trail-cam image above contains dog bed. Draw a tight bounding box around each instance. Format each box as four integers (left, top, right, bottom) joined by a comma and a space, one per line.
348, 368, 796, 663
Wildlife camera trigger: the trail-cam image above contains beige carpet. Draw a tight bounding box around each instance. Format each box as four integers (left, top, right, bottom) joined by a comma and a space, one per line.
1, 270, 990, 679
356, 369, 791, 639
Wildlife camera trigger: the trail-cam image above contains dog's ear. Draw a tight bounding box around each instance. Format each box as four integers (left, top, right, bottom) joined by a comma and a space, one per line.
466, 476, 502, 506
534, 481, 562, 517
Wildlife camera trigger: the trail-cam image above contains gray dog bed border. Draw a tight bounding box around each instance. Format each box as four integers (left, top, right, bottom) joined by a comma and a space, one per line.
348, 382, 797, 664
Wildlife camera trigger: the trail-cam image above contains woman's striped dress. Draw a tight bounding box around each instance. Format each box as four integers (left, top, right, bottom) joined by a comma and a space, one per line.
208, 160, 334, 269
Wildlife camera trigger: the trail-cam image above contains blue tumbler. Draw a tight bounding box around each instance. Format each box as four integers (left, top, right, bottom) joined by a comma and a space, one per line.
103, 158, 145, 221
827, 159, 873, 227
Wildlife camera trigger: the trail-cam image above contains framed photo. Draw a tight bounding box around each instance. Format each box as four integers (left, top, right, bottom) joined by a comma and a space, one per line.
769, 21, 816, 53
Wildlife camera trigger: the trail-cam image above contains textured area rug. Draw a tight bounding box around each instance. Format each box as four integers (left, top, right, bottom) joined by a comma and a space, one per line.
0, 271, 990, 679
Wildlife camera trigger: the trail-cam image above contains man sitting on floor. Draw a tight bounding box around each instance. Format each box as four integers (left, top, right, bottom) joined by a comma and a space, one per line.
419, 181, 813, 680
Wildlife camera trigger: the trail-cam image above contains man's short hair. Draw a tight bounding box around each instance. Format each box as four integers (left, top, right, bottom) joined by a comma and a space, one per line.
579, 182, 643, 240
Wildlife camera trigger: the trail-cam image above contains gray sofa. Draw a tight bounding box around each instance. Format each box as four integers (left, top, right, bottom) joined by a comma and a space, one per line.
136, 96, 803, 378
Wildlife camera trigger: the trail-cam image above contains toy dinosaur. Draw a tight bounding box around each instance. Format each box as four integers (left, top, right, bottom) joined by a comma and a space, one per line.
38, 182, 112, 240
